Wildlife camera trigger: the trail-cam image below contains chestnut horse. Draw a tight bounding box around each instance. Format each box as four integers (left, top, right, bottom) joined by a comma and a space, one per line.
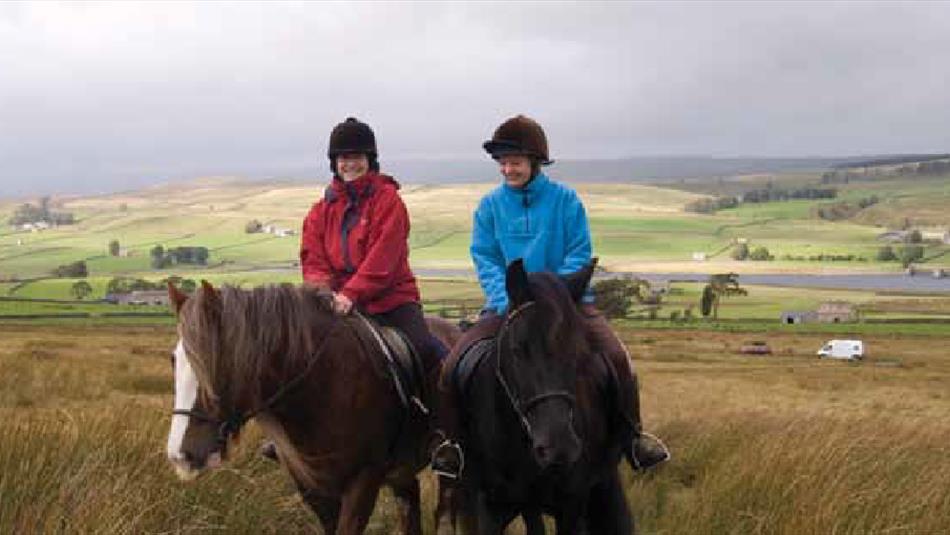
165, 282, 459, 535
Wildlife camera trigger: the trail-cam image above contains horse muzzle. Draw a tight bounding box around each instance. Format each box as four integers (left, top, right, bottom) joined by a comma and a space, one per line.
531, 425, 582, 471
168, 449, 223, 481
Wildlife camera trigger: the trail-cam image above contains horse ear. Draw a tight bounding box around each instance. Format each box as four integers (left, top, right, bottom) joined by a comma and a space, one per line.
200, 280, 220, 308
563, 257, 598, 302
167, 281, 188, 314
506, 258, 532, 307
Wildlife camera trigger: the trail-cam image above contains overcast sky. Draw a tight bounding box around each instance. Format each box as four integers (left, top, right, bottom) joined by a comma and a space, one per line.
1, 1, 949, 196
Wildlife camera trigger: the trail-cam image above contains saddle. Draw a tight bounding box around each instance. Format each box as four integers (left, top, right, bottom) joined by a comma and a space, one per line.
451, 337, 497, 398
352, 312, 430, 417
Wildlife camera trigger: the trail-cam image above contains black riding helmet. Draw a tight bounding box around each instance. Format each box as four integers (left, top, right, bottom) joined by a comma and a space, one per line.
327, 117, 379, 174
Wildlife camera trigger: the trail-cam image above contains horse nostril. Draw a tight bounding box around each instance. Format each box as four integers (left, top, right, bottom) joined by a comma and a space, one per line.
533, 444, 550, 465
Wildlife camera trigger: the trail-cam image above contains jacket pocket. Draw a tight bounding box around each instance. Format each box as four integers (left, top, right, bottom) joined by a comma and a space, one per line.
499, 230, 549, 267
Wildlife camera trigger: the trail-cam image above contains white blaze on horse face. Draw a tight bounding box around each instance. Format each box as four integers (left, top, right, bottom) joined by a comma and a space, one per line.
167, 339, 199, 468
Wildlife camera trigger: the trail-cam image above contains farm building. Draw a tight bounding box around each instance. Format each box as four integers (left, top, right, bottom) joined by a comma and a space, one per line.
107, 290, 170, 306
817, 301, 857, 323
262, 225, 296, 237
780, 311, 818, 324
877, 231, 909, 243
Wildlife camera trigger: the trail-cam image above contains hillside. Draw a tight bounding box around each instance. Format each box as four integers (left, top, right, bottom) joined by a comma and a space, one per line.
1, 173, 948, 300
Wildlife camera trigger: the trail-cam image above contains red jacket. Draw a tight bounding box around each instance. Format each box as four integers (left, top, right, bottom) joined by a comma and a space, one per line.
300, 172, 420, 314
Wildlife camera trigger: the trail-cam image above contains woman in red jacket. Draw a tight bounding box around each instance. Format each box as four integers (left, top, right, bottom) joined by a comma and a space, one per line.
299, 117, 447, 367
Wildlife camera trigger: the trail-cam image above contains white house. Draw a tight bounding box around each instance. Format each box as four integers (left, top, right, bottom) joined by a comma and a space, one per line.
262, 224, 295, 237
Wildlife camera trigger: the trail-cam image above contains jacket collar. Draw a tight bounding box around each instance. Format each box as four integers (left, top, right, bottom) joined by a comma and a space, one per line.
326, 172, 398, 202
502, 171, 549, 195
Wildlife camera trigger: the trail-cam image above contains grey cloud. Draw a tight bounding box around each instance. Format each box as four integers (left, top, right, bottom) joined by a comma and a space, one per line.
1, 1, 948, 196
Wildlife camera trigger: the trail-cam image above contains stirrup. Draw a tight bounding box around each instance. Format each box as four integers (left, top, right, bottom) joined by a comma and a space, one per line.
630, 431, 670, 471
431, 440, 464, 480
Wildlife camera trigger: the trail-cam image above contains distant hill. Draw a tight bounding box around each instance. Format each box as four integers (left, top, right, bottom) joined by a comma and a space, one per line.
177, 155, 949, 186
6, 154, 946, 198
383, 156, 860, 185
831, 154, 950, 169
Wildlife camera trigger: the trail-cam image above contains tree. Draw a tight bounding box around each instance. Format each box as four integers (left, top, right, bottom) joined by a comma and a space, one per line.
70, 280, 93, 300
245, 219, 263, 233
700, 284, 715, 318
592, 276, 659, 319
905, 230, 923, 244
52, 261, 88, 278
593, 279, 633, 318
107, 276, 133, 295
898, 245, 924, 267
150, 245, 166, 269
876, 246, 897, 262
108, 239, 120, 257
194, 247, 209, 265
731, 242, 749, 261
39, 196, 51, 219
749, 246, 773, 261
180, 279, 197, 293
703, 273, 748, 319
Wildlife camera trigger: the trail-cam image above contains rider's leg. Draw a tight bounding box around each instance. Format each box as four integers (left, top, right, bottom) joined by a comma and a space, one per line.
431, 312, 503, 479
581, 305, 670, 470
373, 302, 448, 367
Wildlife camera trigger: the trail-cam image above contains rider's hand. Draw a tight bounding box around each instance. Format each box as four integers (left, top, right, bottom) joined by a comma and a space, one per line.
332, 292, 354, 315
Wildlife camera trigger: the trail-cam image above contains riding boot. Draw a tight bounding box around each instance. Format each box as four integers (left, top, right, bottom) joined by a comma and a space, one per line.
582, 304, 670, 471
623, 373, 670, 471
430, 382, 464, 479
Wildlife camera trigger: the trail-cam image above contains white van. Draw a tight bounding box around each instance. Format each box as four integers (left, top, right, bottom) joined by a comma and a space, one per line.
817, 339, 864, 360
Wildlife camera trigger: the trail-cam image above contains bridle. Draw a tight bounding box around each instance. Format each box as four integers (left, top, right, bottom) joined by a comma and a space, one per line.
172, 318, 340, 448
494, 301, 577, 440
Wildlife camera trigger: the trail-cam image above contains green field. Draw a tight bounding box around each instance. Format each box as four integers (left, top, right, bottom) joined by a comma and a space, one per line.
4, 174, 948, 289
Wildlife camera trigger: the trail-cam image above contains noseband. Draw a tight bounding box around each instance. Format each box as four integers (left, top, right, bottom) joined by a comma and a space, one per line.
495, 301, 577, 440
172, 318, 340, 448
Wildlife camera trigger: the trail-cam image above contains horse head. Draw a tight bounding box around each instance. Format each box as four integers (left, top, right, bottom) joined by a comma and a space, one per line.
165, 280, 236, 480
497, 258, 597, 471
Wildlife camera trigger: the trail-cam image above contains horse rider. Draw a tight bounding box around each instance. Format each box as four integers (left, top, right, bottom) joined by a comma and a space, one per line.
263, 117, 448, 459
431, 115, 670, 479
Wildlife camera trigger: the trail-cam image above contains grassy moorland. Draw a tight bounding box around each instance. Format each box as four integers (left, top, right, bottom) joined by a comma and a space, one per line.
1, 319, 948, 534
1, 170, 948, 533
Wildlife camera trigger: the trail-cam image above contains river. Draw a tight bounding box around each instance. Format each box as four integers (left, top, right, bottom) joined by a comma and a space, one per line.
412, 269, 950, 294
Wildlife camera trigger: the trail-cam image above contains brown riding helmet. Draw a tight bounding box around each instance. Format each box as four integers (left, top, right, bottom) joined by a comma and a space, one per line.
482, 115, 553, 165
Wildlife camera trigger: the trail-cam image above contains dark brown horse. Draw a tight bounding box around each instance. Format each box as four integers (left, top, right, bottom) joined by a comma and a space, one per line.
449, 260, 633, 534
165, 281, 459, 535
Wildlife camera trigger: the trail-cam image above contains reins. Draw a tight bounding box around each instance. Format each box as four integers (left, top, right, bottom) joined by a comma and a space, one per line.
494, 301, 576, 439
172, 315, 341, 447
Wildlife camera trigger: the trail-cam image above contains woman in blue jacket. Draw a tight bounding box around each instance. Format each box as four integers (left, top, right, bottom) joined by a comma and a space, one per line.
432, 115, 669, 479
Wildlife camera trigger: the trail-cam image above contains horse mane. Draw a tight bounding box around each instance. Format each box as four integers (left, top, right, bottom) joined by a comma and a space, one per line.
178, 283, 336, 410
526, 271, 591, 360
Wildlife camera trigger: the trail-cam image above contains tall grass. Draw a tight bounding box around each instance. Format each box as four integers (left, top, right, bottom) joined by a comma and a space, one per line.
1, 323, 948, 533
630, 414, 950, 534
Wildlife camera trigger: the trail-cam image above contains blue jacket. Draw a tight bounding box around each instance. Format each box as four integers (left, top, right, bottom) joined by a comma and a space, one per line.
471, 172, 593, 314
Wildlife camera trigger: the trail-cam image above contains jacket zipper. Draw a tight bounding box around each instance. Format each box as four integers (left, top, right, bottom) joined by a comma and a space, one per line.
522, 189, 530, 233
